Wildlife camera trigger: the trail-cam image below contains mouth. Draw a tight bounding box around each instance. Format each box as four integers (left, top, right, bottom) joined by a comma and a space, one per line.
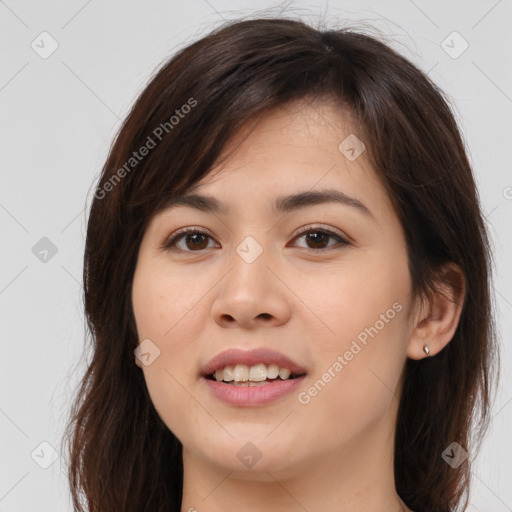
204, 363, 306, 386
200, 348, 308, 406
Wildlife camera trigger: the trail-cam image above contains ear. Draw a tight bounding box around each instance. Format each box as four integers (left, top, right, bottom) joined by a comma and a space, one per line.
407, 263, 465, 360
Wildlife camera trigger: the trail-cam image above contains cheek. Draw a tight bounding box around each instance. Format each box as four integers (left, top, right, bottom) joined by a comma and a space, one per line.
294, 248, 410, 352
132, 262, 204, 386
295, 297, 408, 448
132, 256, 206, 338
294, 248, 410, 419
131, 257, 212, 438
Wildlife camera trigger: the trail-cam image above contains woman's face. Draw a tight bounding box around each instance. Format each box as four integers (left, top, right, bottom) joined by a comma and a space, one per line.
132, 99, 415, 480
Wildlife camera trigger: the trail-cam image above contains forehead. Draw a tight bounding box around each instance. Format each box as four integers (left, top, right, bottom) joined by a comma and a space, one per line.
158, 99, 395, 224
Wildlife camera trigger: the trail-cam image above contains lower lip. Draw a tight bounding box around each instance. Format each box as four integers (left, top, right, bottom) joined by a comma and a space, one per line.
202, 376, 306, 406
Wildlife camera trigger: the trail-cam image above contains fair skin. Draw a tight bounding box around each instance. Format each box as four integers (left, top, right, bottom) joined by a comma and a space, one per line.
131, 99, 464, 512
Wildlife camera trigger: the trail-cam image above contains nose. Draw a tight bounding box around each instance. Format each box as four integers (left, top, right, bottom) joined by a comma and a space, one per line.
211, 245, 292, 329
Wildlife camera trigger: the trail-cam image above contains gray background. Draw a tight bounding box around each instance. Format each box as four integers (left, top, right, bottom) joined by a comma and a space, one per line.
1, 1, 511, 510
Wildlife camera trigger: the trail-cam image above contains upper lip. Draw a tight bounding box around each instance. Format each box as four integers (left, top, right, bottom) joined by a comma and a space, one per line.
201, 348, 307, 376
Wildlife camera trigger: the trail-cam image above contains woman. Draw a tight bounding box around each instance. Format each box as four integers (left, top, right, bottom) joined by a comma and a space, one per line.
63, 17, 498, 512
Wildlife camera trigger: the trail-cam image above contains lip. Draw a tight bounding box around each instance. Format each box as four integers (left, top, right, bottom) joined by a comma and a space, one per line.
201, 347, 307, 377
202, 375, 306, 406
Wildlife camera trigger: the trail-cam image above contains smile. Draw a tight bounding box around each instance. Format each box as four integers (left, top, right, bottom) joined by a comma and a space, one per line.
207, 362, 304, 383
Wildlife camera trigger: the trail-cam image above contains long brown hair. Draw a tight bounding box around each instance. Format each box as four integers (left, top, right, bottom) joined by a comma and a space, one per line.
63, 17, 499, 512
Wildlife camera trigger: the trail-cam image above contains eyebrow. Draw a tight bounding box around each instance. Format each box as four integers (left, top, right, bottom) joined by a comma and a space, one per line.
162, 189, 375, 220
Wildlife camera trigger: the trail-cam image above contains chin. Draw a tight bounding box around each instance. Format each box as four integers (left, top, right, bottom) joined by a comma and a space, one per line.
192, 433, 305, 477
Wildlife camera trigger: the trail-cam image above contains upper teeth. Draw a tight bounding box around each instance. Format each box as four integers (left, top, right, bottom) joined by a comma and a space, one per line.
214, 363, 293, 382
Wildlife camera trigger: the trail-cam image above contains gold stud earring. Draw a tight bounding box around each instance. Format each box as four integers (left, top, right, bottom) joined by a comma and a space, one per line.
423, 344, 430, 356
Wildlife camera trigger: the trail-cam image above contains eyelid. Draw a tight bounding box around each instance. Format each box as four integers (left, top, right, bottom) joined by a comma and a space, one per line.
293, 223, 347, 240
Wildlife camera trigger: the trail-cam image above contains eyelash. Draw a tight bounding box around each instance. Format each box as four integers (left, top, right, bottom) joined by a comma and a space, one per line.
160, 224, 350, 253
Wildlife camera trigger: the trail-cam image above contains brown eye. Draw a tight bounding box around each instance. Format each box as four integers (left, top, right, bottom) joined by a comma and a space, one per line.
292, 226, 350, 252
304, 231, 330, 249
182, 233, 210, 250
163, 228, 216, 252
